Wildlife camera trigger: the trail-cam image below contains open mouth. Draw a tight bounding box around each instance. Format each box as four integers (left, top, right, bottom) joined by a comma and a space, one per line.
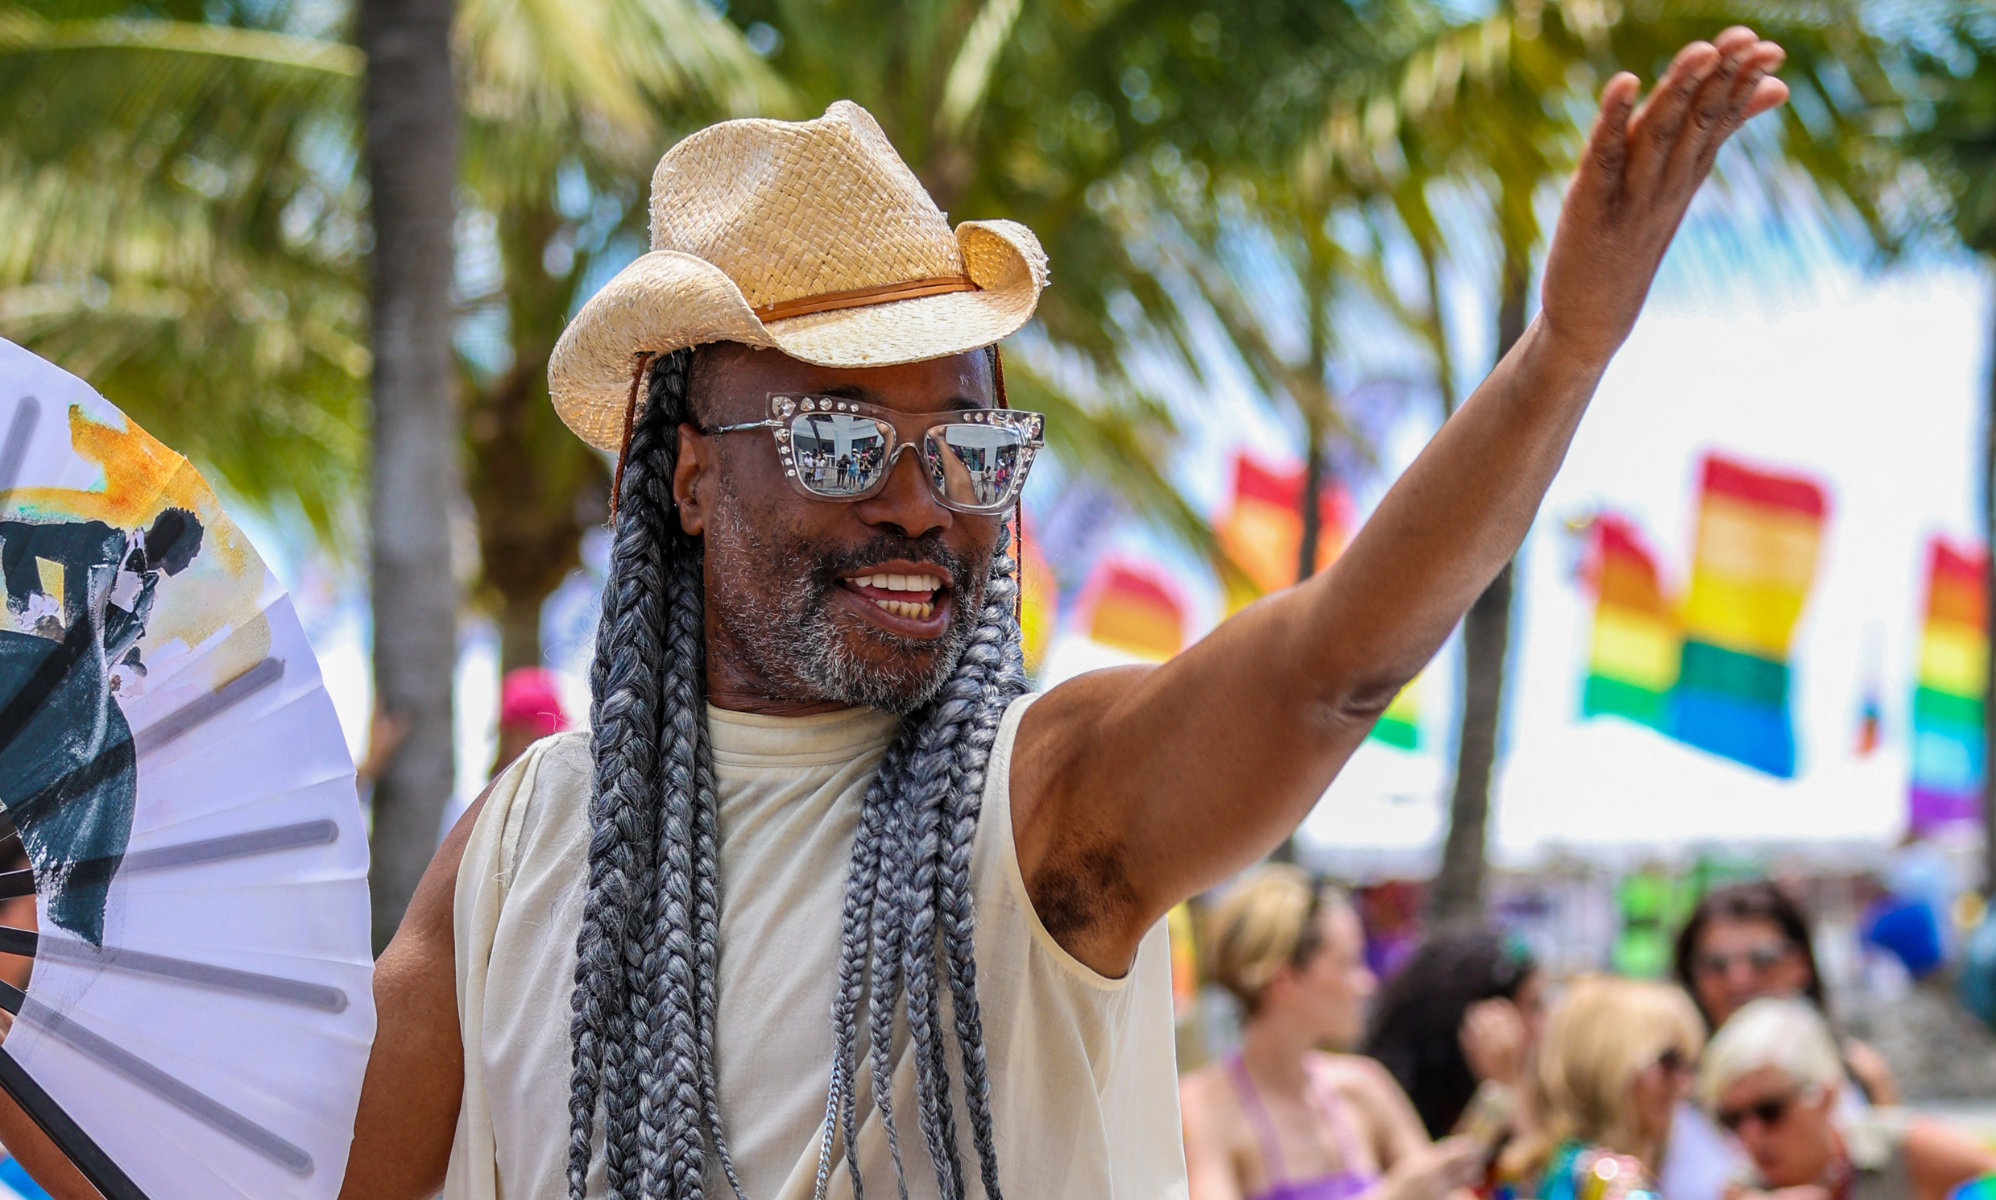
836, 560, 952, 630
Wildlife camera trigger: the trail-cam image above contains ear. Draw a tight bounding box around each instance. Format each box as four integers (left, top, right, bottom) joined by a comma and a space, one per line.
674, 425, 714, 537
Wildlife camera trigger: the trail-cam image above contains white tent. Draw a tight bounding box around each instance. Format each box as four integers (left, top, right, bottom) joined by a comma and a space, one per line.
1294, 716, 1910, 873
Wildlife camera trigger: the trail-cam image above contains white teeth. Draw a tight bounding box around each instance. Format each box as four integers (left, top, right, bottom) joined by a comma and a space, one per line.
870, 598, 935, 619
855, 573, 943, 593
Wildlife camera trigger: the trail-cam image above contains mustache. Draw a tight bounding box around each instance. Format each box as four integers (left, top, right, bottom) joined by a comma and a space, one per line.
806, 534, 973, 592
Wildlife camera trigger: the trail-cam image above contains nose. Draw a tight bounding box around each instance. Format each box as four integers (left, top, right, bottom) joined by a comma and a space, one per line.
854, 443, 952, 540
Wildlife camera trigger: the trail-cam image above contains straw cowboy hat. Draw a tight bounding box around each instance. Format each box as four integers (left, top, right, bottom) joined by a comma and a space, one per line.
548, 100, 1050, 450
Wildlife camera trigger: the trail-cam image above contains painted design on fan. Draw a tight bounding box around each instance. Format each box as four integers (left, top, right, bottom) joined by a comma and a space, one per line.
0, 506, 204, 946
0, 397, 283, 950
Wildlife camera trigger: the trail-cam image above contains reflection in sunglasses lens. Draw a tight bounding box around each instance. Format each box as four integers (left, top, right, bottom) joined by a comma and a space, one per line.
790, 414, 892, 497
926, 424, 1025, 510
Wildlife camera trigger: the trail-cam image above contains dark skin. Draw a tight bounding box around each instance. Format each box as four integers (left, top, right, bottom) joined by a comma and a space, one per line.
0, 30, 1791, 1200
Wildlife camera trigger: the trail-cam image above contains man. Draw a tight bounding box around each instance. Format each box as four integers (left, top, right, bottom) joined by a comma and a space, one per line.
0, 507, 203, 946
0, 25, 1789, 1200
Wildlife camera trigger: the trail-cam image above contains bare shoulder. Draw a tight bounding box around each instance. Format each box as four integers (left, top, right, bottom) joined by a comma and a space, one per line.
1904, 1116, 1996, 1185
1179, 1061, 1248, 1141
1309, 1050, 1401, 1098
1006, 665, 1159, 966
1011, 665, 1155, 815
1309, 1051, 1427, 1162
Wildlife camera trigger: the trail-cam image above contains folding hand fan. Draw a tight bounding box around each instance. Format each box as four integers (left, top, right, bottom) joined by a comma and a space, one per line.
0, 338, 374, 1200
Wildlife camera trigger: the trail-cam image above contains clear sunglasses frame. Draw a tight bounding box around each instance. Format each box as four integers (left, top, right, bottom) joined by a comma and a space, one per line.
704, 393, 1045, 515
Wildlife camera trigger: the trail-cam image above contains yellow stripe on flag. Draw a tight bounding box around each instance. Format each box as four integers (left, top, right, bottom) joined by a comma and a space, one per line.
1679, 571, 1810, 658
1920, 624, 1989, 697
1591, 605, 1681, 691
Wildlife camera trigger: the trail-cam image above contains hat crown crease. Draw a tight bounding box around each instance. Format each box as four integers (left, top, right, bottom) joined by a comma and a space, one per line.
648, 101, 967, 313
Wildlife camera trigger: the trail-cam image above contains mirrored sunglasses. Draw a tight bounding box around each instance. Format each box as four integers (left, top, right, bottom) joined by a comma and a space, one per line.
1693, 943, 1794, 977
1715, 1091, 1797, 1133
704, 393, 1044, 515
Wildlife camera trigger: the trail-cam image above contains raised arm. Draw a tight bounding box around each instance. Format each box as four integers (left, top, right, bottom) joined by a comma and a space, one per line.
1012, 29, 1789, 975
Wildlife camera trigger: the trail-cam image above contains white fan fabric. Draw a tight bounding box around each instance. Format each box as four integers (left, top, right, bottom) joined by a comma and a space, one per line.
0, 339, 374, 1199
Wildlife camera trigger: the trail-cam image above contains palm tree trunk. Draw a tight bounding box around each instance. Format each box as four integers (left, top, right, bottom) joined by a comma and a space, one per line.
1429, 239, 1530, 925
360, 0, 460, 952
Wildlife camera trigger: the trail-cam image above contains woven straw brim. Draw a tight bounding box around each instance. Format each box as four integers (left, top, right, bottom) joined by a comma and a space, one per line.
549, 219, 1046, 451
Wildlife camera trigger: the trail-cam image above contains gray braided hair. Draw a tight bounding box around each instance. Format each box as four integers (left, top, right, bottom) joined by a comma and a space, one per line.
570, 346, 1028, 1200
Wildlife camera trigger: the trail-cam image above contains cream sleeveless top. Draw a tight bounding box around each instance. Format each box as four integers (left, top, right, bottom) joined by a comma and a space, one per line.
445, 695, 1188, 1200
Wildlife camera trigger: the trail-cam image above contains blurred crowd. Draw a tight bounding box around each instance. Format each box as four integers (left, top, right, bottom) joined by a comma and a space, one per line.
1180, 869, 1996, 1200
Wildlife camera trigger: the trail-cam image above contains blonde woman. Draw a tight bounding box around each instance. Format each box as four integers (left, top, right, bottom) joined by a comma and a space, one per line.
1182, 865, 1483, 1200
1696, 998, 1996, 1200
1499, 976, 1704, 1200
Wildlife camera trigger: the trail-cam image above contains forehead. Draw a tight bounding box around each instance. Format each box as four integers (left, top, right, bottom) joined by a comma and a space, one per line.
1701, 917, 1788, 949
692, 343, 996, 420
1721, 1065, 1795, 1103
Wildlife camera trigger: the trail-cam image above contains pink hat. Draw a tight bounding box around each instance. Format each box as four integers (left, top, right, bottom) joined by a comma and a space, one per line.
499, 667, 569, 737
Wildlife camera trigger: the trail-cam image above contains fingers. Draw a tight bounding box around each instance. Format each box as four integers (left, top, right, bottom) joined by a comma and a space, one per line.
1576, 72, 1639, 201
1696, 40, 1787, 178
1745, 73, 1790, 120
1672, 40, 1764, 188
1623, 40, 1721, 199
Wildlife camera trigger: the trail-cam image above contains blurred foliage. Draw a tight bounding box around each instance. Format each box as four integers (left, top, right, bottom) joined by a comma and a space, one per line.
0, 1, 369, 534
1904, 6, 1996, 256
3, 0, 1991, 655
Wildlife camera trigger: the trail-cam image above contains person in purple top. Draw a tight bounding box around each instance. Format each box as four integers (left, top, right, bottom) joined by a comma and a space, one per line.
1182, 866, 1483, 1200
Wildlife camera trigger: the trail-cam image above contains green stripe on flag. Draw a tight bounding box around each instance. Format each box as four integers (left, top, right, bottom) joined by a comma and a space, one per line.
1914, 685, 1984, 732
1677, 641, 1788, 708
1370, 715, 1419, 749
1583, 675, 1670, 729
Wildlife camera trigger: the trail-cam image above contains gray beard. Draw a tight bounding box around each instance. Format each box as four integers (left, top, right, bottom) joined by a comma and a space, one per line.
704, 500, 982, 716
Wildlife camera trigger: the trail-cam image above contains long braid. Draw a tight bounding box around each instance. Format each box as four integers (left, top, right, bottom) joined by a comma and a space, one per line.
573, 346, 1026, 1200
691, 710, 749, 1200
937, 547, 1026, 1200
640, 351, 722, 1198
863, 765, 915, 1200
636, 520, 708, 1195
573, 350, 684, 1200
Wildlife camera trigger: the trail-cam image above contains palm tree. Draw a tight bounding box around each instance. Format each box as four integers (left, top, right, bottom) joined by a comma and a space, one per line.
356, 0, 461, 951
1305, 1, 1913, 921
727, 0, 1418, 564
452, 0, 789, 673
1900, 11, 1996, 889
0, 0, 788, 940
0, 3, 371, 535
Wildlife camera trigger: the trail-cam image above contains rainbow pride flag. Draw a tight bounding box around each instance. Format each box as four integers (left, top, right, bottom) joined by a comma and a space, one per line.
1671, 454, 1828, 778
1082, 560, 1186, 660
1214, 450, 1421, 747
1581, 514, 1679, 730
1018, 523, 1056, 677
1910, 537, 1987, 830
1372, 684, 1421, 749
1215, 451, 1354, 608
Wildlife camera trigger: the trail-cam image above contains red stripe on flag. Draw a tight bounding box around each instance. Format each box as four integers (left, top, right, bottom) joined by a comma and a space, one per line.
1699, 453, 1828, 519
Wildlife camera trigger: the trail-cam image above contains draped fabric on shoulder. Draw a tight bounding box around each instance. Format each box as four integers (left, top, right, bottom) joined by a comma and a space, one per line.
446, 699, 1191, 1200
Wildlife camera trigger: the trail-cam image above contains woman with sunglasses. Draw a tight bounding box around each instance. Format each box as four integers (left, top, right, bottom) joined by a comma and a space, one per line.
1496, 976, 1704, 1200
1182, 865, 1484, 1200
1696, 999, 1996, 1200
1672, 881, 1897, 1105
1663, 883, 1904, 1200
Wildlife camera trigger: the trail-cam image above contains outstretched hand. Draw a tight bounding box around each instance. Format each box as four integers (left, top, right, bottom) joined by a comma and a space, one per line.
1540, 28, 1789, 362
